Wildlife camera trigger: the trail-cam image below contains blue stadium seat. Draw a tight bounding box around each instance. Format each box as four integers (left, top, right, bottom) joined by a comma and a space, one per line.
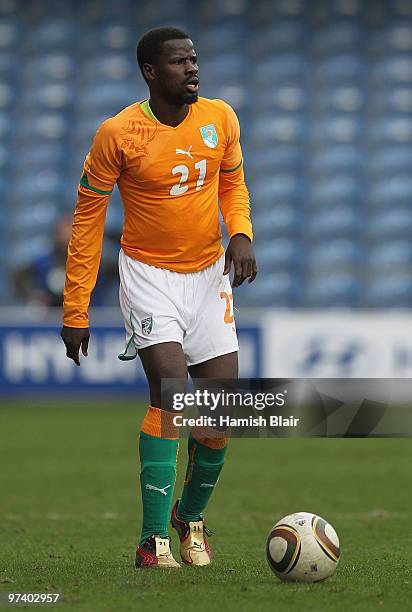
243, 272, 301, 307
196, 22, 246, 56
199, 55, 246, 85
0, 112, 13, 141
134, 0, 189, 25
368, 148, 412, 176
25, 20, 78, 51
307, 176, 362, 207
368, 175, 412, 208
254, 54, 308, 86
77, 54, 136, 84
367, 208, 412, 240
205, 84, 248, 111
311, 22, 364, 55
20, 0, 71, 21
364, 275, 412, 307
76, 83, 138, 113
255, 84, 308, 112
302, 273, 360, 307
21, 53, 75, 84
252, 240, 301, 271
10, 201, 61, 235
370, 87, 412, 114
309, 146, 363, 174
12, 144, 70, 173
316, 0, 364, 20
305, 240, 363, 271
252, 114, 306, 144
0, 82, 16, 110
10, 171, 71, 206
369, 116, 412, 144
253, 0, 305, 23
305, 207, 361, 240
0, 20, 21, 50
254, 21, 306, 53
311, 85, 366, 113
99, 24, 134, 51
371, 56, 412, 85
13, 113, 70, 143
84, 0, 134, 22
7, 235, 54, 268
72, 114, 108, 144
253, 204, 301, 237
314, 55, 365, 84
249, 146, 304, 176
0, 176, 6, 205
371, 24, 412, 53
391, 0, 412, 18
195, 0, 248, 22
309, 115, 364, 144
0, 52, 18, 78
18, 82, 74, 111
252, 174, 303, 207
367, 241, 412, 270
0, 143, 10, 174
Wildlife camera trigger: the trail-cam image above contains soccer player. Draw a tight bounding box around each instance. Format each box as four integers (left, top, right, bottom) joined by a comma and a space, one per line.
61, 27, 257, 568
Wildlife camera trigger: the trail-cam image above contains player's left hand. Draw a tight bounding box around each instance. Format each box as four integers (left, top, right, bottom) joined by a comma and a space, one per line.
224, 233, 257, 288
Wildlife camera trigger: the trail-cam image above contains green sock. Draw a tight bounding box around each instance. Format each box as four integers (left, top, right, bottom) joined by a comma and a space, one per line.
177, 437, 228, 522
139, 431, 178, 544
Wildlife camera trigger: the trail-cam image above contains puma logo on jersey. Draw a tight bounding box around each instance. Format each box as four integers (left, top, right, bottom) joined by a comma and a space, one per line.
176, 145, 193, 159
145, 483, 171, 496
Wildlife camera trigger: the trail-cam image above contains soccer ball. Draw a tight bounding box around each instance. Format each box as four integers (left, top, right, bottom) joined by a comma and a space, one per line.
266, 512, 340, 582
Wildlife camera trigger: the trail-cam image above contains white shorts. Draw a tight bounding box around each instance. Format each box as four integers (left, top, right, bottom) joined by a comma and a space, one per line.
118, 249, 239, 366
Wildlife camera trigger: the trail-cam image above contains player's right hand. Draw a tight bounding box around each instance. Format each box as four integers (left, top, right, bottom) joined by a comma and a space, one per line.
60, 326, 90, 366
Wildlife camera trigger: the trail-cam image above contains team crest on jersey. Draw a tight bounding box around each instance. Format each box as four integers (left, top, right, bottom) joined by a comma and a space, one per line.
199, 124, 218, 149
141, 316, 153, 335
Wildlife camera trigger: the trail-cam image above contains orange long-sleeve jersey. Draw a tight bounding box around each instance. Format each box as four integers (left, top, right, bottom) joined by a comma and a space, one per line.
63, 97, 253, 327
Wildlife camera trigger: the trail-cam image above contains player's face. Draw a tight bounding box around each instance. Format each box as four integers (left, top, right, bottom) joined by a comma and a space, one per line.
154, 39, 199, 105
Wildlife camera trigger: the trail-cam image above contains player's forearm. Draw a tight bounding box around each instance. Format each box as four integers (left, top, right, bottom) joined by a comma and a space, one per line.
63, 188, 109, 327
219, 174, 253, 241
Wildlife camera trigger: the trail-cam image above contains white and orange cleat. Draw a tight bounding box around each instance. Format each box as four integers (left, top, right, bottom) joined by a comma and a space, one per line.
170, 500, 212, 566
135, 535, 181, 569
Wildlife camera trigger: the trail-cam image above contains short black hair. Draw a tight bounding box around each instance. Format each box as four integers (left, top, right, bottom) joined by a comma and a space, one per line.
136, 27, 191, 75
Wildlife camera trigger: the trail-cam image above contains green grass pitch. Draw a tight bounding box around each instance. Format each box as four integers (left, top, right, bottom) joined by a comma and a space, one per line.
1, 400, 411, 611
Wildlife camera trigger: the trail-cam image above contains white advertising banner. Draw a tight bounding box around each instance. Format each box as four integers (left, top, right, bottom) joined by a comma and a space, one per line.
262, 311, 412, 378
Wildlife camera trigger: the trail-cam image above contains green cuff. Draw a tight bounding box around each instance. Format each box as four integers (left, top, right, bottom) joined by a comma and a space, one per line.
80, 172, 113, 195
221, 159, 243, 173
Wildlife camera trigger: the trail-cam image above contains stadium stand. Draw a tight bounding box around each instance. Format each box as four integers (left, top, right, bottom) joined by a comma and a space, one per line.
1, 0, 412, 307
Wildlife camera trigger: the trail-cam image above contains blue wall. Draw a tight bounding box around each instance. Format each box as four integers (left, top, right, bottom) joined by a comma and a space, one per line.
0, 322, 262, 394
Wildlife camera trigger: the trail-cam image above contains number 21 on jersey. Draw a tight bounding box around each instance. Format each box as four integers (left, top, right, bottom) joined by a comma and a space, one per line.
170, 160, 207, 196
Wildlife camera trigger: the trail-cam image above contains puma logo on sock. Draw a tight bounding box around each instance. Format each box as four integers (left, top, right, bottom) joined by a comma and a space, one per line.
145, 483, 172, 496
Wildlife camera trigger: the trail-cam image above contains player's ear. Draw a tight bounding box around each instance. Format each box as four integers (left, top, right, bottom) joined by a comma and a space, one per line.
142, 62, 156, 82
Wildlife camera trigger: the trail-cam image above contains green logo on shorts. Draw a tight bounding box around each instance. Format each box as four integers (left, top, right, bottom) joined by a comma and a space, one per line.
141, 316, 153, 335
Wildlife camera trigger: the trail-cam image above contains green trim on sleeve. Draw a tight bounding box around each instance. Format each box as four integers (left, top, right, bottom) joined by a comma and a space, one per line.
80, 172, 113, 195
220, 159, 243, 173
